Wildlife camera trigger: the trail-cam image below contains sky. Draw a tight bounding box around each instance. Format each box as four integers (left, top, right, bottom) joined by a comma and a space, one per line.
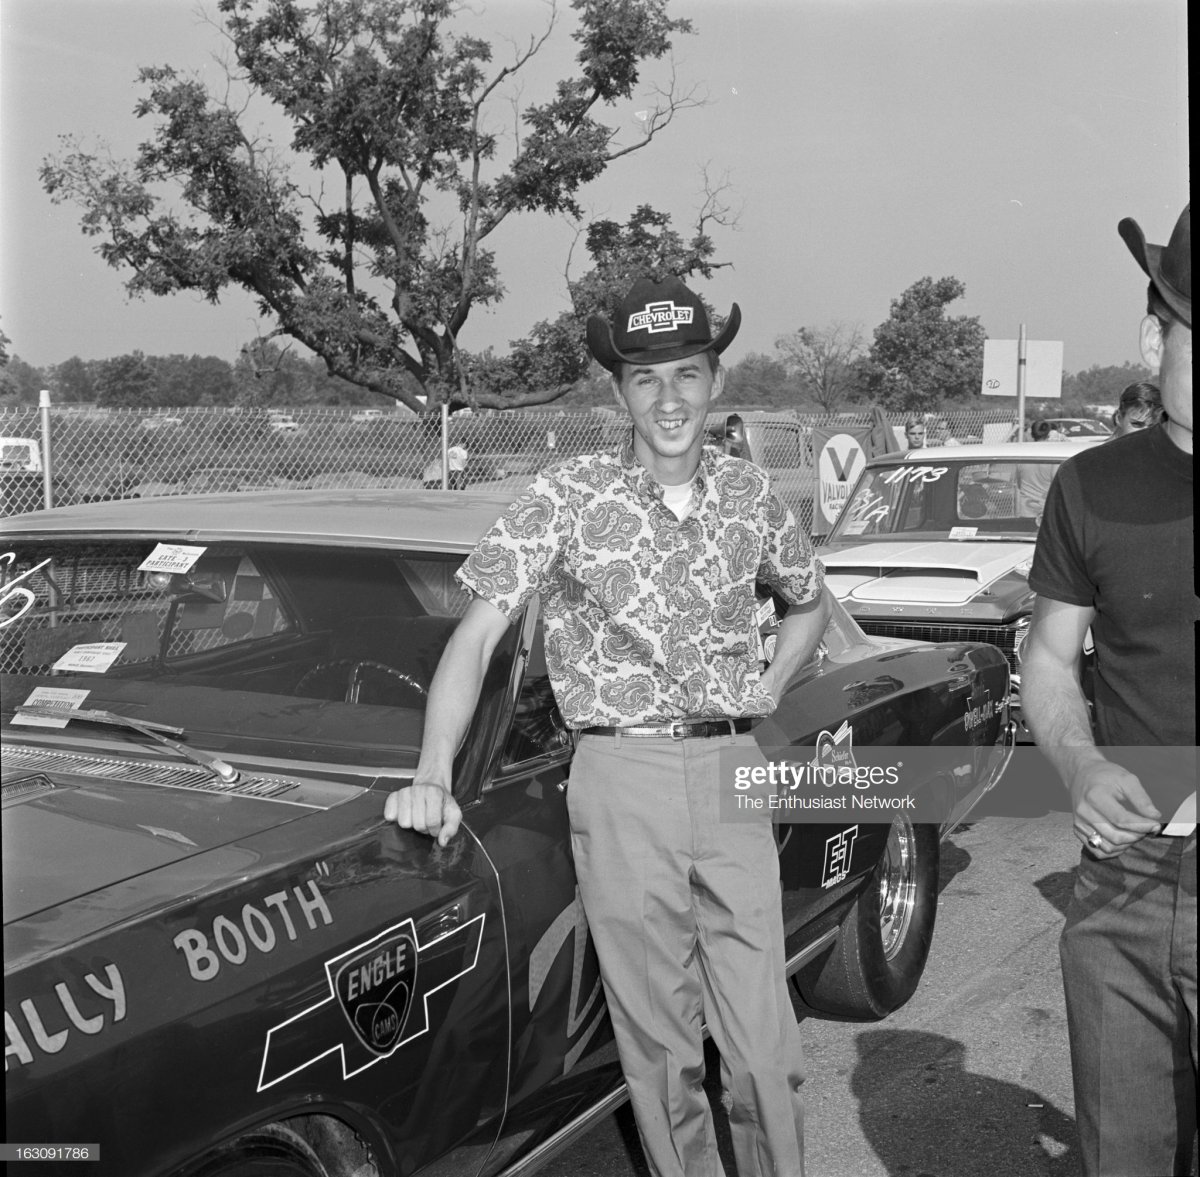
0, 0, 1189, 380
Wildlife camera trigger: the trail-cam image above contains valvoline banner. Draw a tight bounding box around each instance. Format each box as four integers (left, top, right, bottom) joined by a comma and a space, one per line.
812, 426, 871, 532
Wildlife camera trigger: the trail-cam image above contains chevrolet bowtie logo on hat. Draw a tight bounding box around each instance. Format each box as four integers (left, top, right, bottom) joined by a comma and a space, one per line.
587, 275, 741, 372
628, 300, 695, 334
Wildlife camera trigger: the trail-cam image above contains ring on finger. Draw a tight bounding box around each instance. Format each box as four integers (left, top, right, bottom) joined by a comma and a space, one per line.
1087, 831, 1104, 849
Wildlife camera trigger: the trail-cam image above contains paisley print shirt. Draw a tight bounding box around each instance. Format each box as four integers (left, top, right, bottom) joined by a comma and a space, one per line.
457, 444, 824, 728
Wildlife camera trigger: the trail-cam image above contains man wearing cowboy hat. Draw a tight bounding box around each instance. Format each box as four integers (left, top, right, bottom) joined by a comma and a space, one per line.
1022, 205, 1195, 1175
387, 274, 829, 1176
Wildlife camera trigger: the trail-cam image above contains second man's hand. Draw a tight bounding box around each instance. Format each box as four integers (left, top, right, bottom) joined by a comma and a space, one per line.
384, 781, 462, 847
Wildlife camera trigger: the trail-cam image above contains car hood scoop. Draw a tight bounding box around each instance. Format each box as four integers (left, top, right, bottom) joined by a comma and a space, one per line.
821, 541, 1029, 606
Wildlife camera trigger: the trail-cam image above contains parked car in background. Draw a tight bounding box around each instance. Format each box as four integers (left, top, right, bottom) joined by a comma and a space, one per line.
2, 490, 1011, 1177
266, 409, 302, 433
140, 415, 185, 431
350, 408, 387, 424
1040, 417, 1112, 441
817, 442, 1084, 728
0, 436, 42, 474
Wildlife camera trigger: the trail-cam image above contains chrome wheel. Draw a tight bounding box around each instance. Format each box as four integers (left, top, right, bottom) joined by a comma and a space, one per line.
878, 816, 918, 960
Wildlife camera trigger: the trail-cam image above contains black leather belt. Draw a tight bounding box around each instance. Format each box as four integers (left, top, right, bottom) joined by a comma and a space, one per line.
579, 718, 754, 740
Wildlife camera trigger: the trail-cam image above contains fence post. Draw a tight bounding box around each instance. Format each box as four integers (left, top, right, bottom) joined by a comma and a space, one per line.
38, 389, 54, 511
439, 401, 449, 489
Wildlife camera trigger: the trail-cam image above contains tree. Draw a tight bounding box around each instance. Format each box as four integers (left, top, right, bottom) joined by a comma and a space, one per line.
47, 356, 99, 403
0, 356, 47, 404
94, 352, 159, 408
469, 197, 732, 402
1060, 361, 1154, 412
722, 353, 794, 408
774, 322, 865, 412
40, 0, 700, 411
149, 354, 236, 406
861, 277, 986, 412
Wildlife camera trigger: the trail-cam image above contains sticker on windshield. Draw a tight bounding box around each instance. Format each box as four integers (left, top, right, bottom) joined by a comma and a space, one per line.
52, 642, 126, 674
139, 544, 207, 574
13, 686, 90, 727
949, 527, 978, 539
842, 520, 869, 535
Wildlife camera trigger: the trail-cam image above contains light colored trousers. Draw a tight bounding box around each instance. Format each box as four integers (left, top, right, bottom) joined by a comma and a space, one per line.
1060, 831, 1198, 1176
567, 732, 806, 1177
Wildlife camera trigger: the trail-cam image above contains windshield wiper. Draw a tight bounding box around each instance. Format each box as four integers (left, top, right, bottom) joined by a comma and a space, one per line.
13, 704, 241, 785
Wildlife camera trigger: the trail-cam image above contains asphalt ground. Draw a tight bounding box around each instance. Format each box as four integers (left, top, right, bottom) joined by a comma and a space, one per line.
539, 779, 1198, 1177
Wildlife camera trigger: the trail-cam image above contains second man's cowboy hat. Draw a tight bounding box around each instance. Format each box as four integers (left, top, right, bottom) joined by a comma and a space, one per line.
1119, 204, 1191, 329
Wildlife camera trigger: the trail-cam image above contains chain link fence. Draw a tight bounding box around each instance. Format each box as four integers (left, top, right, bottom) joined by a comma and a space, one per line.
1, 401, 1018, 537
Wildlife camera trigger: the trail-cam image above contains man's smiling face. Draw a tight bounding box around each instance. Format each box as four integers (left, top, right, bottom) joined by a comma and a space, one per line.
613, 353, 724, 482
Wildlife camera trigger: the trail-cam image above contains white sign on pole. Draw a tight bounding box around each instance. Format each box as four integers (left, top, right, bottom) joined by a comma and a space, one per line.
981, 339, 1064, 399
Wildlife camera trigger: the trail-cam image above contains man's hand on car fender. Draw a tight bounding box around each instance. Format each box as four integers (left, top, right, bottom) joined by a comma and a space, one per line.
385, 783, 462, 847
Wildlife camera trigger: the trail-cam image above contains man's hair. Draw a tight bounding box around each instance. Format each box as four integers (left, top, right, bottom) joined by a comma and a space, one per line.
905, 420, 924, 432
1031, 419, 1052, 441
1114, 380, 1162, 427
1146, 283, 1180, 336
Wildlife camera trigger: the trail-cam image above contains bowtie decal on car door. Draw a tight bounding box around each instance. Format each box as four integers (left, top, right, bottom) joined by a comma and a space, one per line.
257, 914, 485, 1091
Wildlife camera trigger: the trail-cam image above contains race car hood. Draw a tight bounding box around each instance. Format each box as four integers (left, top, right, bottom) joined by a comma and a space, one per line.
1, 754, 366, 926
818, 540, 1032, 607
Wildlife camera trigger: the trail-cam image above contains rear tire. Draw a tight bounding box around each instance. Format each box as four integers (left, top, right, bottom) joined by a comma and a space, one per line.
794, 817, 939, 1020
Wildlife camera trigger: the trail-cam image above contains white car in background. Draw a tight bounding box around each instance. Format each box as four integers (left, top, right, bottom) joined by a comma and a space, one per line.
1041, 417, 1112, 442
266, 409, 302, 433
817, 442, 1088, 727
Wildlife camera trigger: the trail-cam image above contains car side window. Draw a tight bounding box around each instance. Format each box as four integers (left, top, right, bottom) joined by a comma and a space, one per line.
496, 628, 570, 774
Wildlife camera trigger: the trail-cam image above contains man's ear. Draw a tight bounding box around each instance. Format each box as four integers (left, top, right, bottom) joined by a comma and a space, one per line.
1139, 314, 1164, 371
709, 363, 726, 403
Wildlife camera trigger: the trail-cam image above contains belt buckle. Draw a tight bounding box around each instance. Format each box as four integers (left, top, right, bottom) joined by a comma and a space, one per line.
669, 721, 688, 741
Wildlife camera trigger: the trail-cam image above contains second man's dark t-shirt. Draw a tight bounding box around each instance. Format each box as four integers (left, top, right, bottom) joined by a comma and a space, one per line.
1029, 423, 1196, 748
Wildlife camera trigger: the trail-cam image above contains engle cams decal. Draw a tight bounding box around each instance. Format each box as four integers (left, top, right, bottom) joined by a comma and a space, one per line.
336, 924, 418, 1055
257, 914, 485, 1091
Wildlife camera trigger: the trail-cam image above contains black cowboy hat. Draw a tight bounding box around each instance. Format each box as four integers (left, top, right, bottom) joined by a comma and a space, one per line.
586, 276, 741, 373
1119, 203, 1191, 329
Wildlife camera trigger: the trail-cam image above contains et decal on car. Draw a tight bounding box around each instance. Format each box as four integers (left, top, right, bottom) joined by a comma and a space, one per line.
821, 826, 860, 890
257, 913, 485, 1092
5, 965, 126, 1072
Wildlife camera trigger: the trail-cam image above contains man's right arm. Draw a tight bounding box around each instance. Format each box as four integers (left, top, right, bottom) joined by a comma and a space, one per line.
1021, 595, 1161, 855
383, 596, 511, 846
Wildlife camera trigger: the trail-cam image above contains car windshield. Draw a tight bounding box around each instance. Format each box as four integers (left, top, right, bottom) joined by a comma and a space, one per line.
827, 459, 1063, 542
1054, 419, 1110, 436
0, 539, 491, 771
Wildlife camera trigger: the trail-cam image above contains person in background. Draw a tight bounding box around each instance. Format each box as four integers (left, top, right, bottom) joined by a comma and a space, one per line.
1030, 419, 1065, 442
1020, 204, 1195, 1176
387, 274, 828, 1177
1110, 380, 1163, 437
903, 419, 926, 449
928, 417, 959, 445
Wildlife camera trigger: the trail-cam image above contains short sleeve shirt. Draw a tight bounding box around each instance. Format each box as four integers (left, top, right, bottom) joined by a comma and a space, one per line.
1029, 424, 1196, 747
457, 444, 824, 728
